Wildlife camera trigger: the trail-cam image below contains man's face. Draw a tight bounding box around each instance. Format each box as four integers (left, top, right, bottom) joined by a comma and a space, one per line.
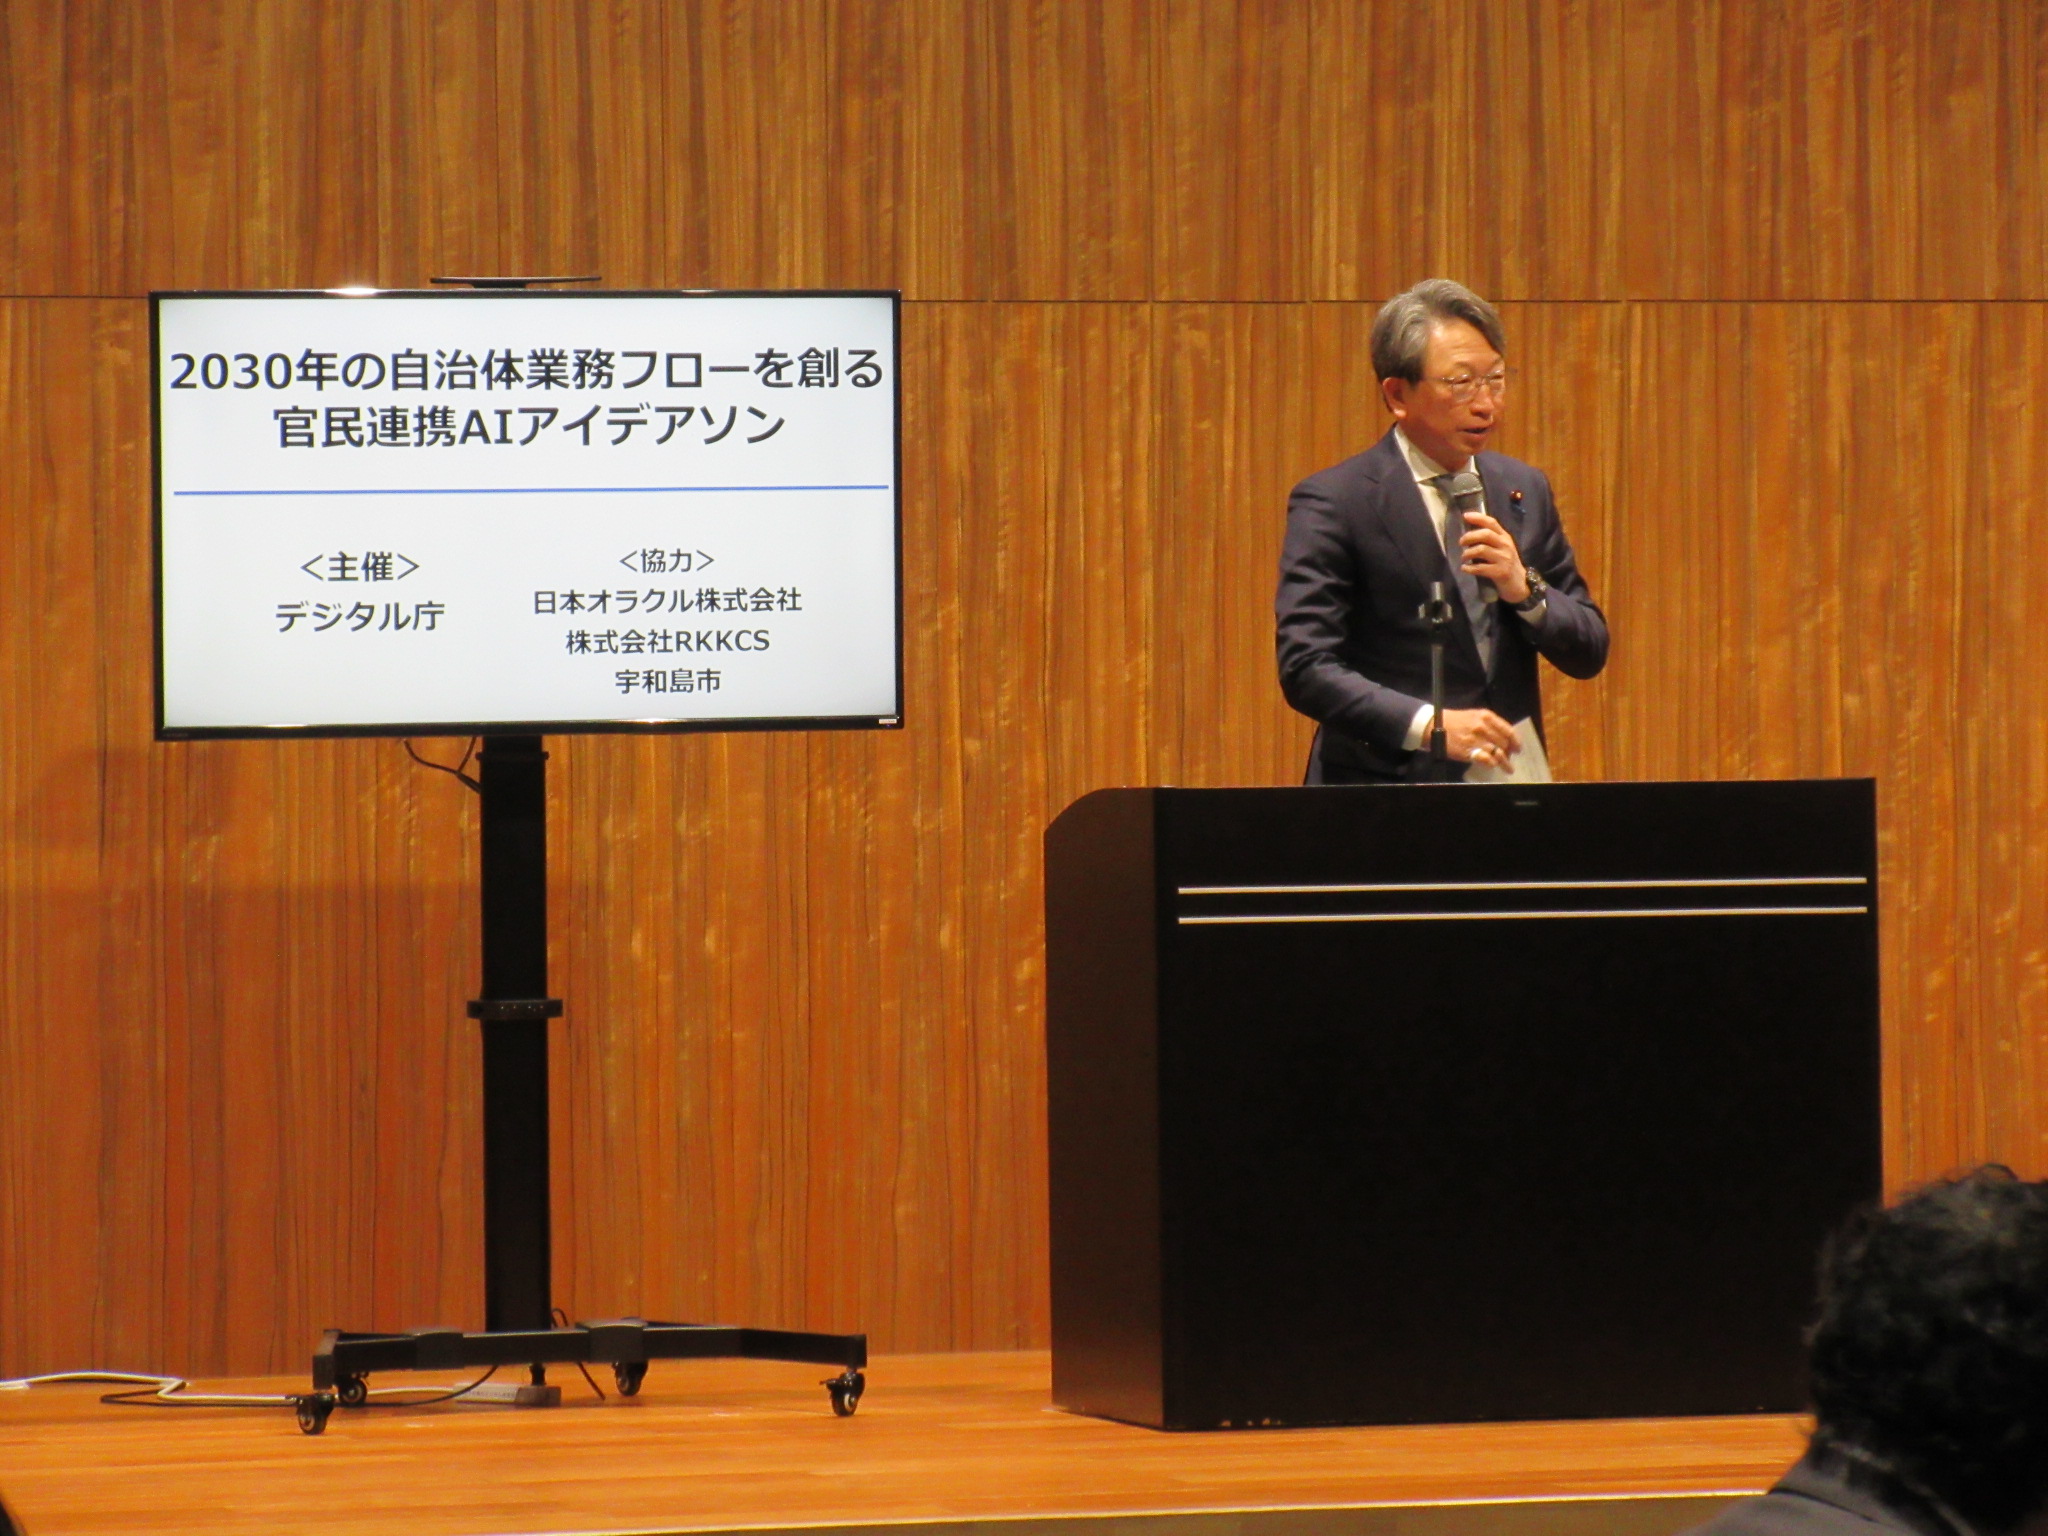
1381, 319, 1505, 471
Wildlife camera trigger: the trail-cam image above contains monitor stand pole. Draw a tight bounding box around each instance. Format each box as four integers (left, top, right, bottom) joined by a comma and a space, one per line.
298, 736, 867, 1435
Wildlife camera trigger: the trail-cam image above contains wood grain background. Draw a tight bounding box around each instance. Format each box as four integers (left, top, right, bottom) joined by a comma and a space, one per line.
4, 0, 2046, 1375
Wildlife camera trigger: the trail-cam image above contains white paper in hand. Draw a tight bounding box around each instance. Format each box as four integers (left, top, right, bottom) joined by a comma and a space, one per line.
1465, 717, 1553, 783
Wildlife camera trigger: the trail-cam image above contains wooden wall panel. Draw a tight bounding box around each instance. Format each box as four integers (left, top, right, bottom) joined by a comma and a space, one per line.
1486, 302, 1625, 780
0, 300, 485, 1375
1148, 304, 1320, 781
548, 304, 1153, 1349
1623, 0, 2048, 300
1310, 0, 1622, 303
0, 300, 118, 1376
1613, 302, 2048, 1180
5, 2, 2048, 1378
1153, 0, 1312, 300
0, 0, 1159, 298
13, 1, 2043, 302
1967, 308, 2048, 1162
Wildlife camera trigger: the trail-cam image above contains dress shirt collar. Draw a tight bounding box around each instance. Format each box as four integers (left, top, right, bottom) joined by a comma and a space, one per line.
1394, 424, 1467, 486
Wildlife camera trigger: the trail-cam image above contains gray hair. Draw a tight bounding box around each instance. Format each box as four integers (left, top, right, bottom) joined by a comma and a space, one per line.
1370, 279, 1507, 383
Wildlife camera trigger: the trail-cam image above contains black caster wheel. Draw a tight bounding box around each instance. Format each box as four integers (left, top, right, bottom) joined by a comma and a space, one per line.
823, 1370, 865, 1417
335, 1375, 368, 1408
293, 1393, 336, 1435
613, 1361, 648, 1397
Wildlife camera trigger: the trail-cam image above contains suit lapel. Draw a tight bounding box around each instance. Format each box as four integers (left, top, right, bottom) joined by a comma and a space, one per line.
1471, 454, 1513, 680
1378, 454, 1452, 592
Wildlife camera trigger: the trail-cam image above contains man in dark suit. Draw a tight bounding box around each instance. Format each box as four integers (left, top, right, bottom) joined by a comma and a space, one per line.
1275, 279, 1608, 783
1682, 1168, 2048, 1536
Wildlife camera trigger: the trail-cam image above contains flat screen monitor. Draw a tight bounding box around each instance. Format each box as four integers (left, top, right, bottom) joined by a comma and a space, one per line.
151, 289, 901, 738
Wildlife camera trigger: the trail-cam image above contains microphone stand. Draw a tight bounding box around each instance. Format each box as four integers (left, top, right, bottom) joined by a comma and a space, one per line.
1421, 580, 1457, 783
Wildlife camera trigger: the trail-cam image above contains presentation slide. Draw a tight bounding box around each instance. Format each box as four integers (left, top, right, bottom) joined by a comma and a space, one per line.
152, 289, 901, 736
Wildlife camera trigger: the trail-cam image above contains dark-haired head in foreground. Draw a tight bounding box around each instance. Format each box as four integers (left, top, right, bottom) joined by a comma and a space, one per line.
1687, 1167, 2048, 1535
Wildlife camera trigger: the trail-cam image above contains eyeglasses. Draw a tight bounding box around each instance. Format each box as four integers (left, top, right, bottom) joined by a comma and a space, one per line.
1427, 368, 1513, 402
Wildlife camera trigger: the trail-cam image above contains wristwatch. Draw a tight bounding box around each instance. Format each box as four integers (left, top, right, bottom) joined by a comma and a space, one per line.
1513, 568, 1549, 612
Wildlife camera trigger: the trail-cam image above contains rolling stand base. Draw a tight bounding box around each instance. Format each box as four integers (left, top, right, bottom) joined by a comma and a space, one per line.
305, 1320, 867, 1433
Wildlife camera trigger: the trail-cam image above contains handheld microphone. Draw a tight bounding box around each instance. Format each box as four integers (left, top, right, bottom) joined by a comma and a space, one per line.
1445, 471, 1495, 603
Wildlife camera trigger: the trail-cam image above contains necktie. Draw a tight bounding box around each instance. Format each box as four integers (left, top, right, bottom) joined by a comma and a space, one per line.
1434, 472, 1494, 671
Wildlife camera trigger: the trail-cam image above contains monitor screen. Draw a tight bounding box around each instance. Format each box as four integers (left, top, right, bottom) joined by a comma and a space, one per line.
151, 289, 901, 738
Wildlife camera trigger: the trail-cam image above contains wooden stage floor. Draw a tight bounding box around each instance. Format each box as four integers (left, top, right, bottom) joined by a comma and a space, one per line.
0, 1351, 1804, 1536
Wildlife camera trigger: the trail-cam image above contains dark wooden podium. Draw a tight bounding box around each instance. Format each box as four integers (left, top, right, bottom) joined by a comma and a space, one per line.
1045, 780, 1881, 1430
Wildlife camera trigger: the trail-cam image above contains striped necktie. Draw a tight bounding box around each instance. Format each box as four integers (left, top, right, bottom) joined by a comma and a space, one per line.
1434, 471, 1495, 671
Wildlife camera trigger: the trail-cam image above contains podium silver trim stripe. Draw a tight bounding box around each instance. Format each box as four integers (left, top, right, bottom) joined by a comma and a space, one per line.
1178, 876, 1868, 897
1178, 905, 1871, 926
